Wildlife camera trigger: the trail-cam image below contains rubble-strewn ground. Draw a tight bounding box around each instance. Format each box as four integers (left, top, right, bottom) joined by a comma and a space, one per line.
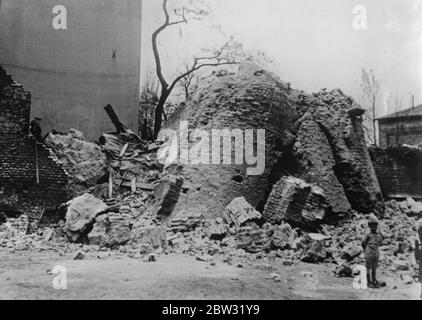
1, 63, 420, 300
0, 250, 419, 300
0, 197, 420, 300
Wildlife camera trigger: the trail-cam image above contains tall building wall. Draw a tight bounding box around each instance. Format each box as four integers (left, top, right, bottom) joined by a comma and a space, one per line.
0, 0, 142, 140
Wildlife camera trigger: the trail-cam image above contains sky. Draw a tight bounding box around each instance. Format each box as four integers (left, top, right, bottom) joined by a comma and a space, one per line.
141, 0, 422, 117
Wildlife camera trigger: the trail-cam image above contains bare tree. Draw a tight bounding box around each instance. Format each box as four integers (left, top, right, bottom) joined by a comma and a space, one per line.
391, 93, 403, 145
178, 64, 197, 100
151, 0, 238, 139
361, 68, 380, 146
139, 74, 159, 140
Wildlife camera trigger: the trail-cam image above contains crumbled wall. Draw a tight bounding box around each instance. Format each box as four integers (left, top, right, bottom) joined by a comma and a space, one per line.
370, 146, 422, 199
294, 90, 385, 216
0, 67, 68, 214
167, 63, 384, 219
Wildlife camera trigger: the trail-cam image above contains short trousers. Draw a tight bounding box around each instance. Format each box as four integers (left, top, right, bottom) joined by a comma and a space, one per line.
365, 254, 379, 269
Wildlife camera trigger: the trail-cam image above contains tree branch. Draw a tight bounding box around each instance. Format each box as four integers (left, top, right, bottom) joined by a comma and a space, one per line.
169, 60, 237, 94
152, 0, 188, 90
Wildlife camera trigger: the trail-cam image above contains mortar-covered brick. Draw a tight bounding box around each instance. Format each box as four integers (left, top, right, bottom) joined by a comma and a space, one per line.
0, 67, 68, 212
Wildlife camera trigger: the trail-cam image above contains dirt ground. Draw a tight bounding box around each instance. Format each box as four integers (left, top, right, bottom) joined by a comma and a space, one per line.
0, 249, 419, 300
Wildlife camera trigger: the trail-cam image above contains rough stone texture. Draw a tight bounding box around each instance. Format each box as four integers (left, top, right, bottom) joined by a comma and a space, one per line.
341, 246, 363, 261
294, 90, 384, 216
167, 212, 202, 232
207, 218, 229, 239
104, 212, 131, 247
87, 215, 108, 246
263, 176, 327, 228
236, 223, 271, 253
0, 67, 68, 213
131, 226, 167, 249
268, 223, 297, 250
169, 63, 296, 218
294, 118, 349, 214
166, 63, 384, 219
45, 129, 108, 193
152, 175, 183, 217
398, 197, 422, 217
300, 240, 329, 263
65, 194, 108, 241
224, 197, 262, 228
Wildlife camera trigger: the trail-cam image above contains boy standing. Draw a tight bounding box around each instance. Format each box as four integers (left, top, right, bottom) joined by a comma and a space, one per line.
414, 220, 422, 298
362, 214, 382, 289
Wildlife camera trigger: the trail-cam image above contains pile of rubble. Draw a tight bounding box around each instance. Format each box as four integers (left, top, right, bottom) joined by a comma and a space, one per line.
167, 63, 384, 219
45, 129, 108, 194
1, 181, 419, 285
0, 63, 417, 286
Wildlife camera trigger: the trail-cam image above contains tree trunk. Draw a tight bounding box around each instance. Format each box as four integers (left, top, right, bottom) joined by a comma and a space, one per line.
154, 93, 167, 139
372, 101, 377, 146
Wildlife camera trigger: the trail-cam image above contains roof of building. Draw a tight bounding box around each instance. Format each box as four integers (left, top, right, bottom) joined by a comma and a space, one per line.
377, 104, 422, 120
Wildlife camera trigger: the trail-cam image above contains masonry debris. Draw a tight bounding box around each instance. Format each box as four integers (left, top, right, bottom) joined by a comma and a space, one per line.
263, 176, 327, 229
0, 63, 418, 287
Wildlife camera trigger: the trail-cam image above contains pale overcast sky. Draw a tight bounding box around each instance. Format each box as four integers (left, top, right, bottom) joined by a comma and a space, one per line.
141, 0, 422, 117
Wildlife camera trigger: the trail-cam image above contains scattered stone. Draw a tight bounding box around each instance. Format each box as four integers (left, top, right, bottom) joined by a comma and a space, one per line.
10, 215, 29, 235
307, 233, 331, 242
143, 253, 157, 262
263, 176, 327, 228
73, 251, 86, 260
401, 273, 413, 284
335, 263, 353, 277
301, 240, 329, 263
42, 229, 54, 243
269, 223, 297, 250
64, 194, 108, 242
399, 197, 422, 217
131, 226, 167, 249
271, 273, 281, 282
341, 246, 362, 261
236, 223, 271, 253
97, 252, 110, 260
291, 237, 306, 250
208, 218, 229, 240
168, 212, 202, 233
394, 260, 410, 271
196, 254, 212, 262
88, 215, 108, 246
45, 129, 108, 191
225, 197, 261, 228
104, 212, 131, 247
223, 256, 233, 265
152, 175, 183, 217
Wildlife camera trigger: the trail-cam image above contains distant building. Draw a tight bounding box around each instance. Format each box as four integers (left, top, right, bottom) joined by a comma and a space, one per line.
0, 0, 142, 140
377, 105, 422, 147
